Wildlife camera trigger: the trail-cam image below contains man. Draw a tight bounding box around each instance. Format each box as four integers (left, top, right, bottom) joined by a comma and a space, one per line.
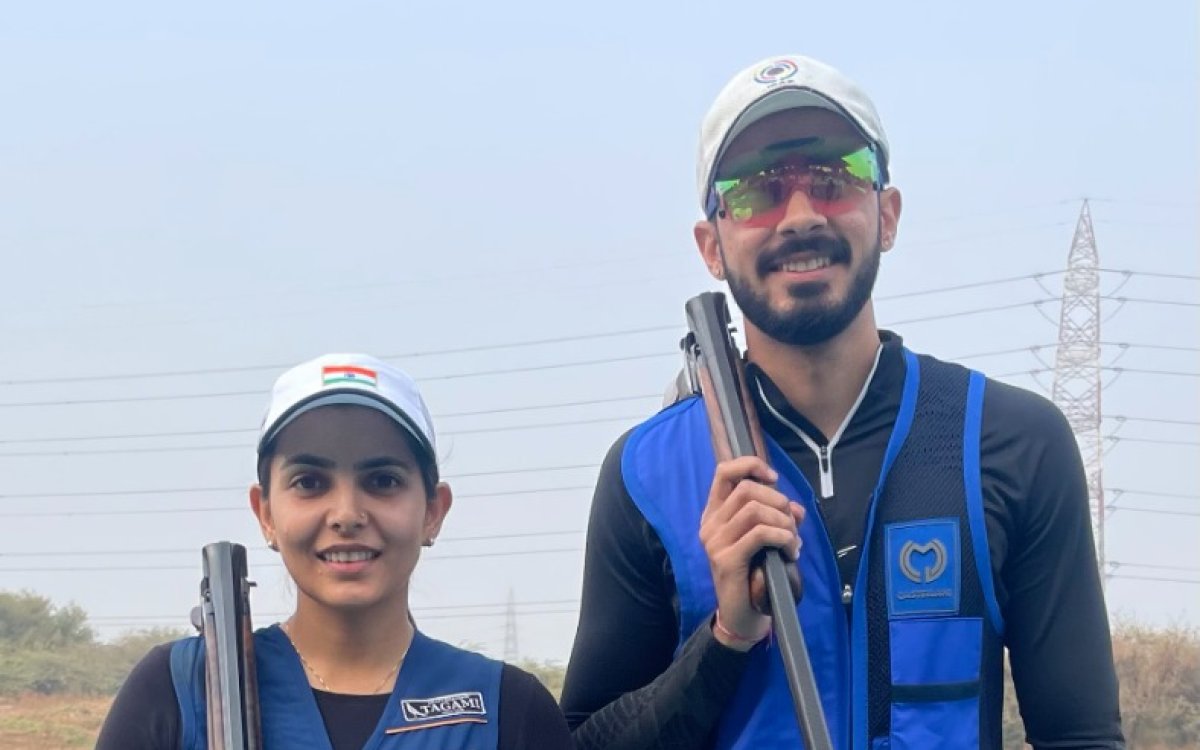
561, 54, 1125, 749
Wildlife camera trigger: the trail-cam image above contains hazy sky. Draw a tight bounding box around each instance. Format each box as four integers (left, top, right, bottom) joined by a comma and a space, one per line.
1, 1, 1196, 664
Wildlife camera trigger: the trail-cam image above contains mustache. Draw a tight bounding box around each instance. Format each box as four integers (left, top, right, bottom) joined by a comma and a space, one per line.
756, 234, 852, 276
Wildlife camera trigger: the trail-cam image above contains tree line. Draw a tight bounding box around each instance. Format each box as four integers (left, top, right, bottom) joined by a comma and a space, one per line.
0, 590, 1195, 748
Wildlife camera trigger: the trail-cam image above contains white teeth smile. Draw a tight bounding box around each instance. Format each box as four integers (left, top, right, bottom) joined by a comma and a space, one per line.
321, 550, 377, 563
779, 257, 832, 273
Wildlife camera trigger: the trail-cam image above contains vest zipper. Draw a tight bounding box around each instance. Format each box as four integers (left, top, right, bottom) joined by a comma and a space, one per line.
753, 345, 883, 500
818, 445, 832, 498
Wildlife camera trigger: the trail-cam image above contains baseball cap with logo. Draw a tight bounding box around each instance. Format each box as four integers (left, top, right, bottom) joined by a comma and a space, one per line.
257, 353, 436, 466
697, 54, 891, 215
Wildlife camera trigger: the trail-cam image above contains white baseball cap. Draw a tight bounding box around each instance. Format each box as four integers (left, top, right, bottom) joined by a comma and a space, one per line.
257, 353, 436, 464
697, 54, 890, 214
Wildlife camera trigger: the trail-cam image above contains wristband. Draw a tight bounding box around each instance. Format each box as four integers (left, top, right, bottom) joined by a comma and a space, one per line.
714, 611, 767, 645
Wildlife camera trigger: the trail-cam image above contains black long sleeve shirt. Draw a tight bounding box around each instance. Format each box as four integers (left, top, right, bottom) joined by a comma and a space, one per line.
561, 332, 1124, 750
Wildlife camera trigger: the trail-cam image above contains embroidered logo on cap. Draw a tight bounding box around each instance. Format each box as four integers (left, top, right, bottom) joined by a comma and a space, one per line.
401, 691, 486, 723
886, 519, 960, 618
321, 365, 378, 388
754, 59, 798, 86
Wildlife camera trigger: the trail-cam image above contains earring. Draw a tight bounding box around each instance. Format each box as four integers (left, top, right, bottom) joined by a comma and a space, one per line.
267, 538, 279, 551
423, 537, 436, 548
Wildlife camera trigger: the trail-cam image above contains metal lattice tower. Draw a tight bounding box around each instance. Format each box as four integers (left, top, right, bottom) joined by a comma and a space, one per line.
503, 588, 519, 662
1051, 200, 1105, 582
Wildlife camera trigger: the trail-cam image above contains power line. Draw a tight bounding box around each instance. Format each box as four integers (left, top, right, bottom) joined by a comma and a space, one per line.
0, 340, 1185, 447
91, 608, 582, 628
0, 485, 595, 518
1102, 296, 1200, 308
1107, 505, 1200, 518
876, 271, 1060, 301
1106, 574, 1200, 585
951, 343, 1053, 360
949, 340, 1199, 362
0, 268, 1189, 392
1108, 561, 1200, 573
0, 415, 645, 458
884, 299, 1056, 327
0, 485, 244, 500
905, 222, 1072, 249
0, 354, 674, 408
1088, 197, 1198, 210
0, 468, 597, 504
0, 341, 1074, 446
1106, 415, 1200, 427
87, 598, 583, 622
1098, 341, 1200, 353
0, 546, 583, 573
0, 272, 1088, 392
10, 338, 1191, 446
17, 401, 1186, 460
0, 249, 688, 317
924, 201, 1087, 225
4, 426, 254, 445
0, 393, 660, 445
3, 270, 694, 339
1097, 268, 1200, 282
998, 366, 1200, 379
1107, 368, 1200, 378
1108, 488, 1200, 500
0, 297, 1189, 414
0, 530, 583, 558
30, 224, 1175, 324
16, 276, 1053, 391
0, 470, 594, 500
1104, 436, 1200, 447
0, 326, 683, 387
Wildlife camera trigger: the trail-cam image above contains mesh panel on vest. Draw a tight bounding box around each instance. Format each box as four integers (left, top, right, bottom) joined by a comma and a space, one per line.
866, 356, 993, 740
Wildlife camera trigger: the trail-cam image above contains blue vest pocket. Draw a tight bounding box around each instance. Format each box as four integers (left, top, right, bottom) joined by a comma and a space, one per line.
888, 617, 981, 750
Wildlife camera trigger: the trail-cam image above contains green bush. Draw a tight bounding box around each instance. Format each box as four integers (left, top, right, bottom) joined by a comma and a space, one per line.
0, 591, 92, 650
0, 591, 188, 696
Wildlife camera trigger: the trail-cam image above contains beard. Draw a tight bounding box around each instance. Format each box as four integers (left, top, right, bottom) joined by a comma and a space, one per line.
724, 232, 881, 346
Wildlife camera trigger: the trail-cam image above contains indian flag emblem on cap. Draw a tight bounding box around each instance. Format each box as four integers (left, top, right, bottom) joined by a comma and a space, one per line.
322, 365, 379, 388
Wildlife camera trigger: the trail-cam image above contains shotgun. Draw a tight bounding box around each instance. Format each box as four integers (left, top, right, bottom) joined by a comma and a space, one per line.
681, 291, 833, 750
196, 541, 262, 750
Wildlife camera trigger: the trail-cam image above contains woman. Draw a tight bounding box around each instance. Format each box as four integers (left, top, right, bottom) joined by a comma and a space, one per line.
97, 353, 574, 749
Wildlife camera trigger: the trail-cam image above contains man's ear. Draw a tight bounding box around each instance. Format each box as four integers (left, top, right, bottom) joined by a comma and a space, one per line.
879, 187, 902, 252
694, 219, 725, 280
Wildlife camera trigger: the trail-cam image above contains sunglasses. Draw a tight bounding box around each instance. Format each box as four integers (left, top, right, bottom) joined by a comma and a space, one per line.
710, 145, 882, 227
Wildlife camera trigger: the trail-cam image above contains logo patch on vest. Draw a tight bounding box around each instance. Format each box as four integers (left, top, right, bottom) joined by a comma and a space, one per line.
886, 519, 960, 617
401, 691, 487, 722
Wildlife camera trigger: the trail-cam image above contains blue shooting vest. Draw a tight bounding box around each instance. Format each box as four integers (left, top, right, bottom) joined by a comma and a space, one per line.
622, 351, 1006, 749
170, 626, 502, 750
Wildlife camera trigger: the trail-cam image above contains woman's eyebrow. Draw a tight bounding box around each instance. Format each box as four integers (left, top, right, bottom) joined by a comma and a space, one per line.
354, 456, 415, 472
281, 453, 335, 469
